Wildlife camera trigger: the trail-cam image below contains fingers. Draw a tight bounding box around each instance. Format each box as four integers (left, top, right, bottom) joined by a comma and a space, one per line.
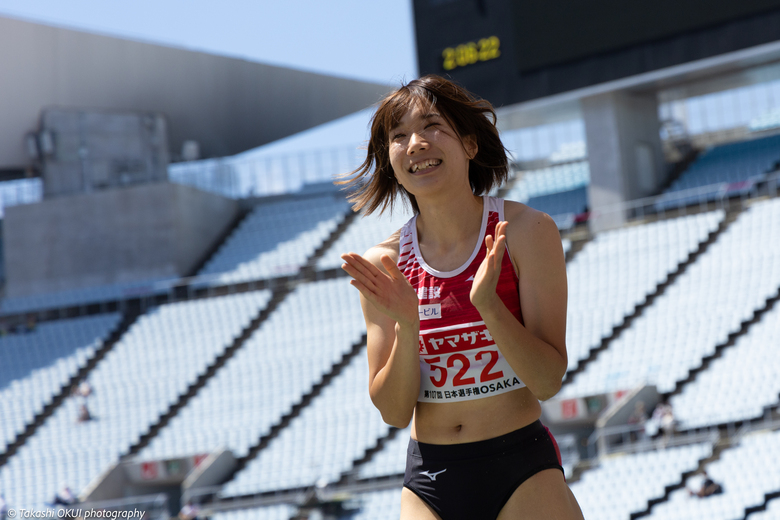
341, 252, 380, 273
341, 252, 405, 296
341, 252, 383, 279
484, 222, 508, 270
484, 233, 494, 252
341, 253, 381, 291
379, 254, 404, 280
485, 222, 508, 252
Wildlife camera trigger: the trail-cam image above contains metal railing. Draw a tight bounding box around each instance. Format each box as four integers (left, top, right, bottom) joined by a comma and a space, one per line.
168, 144, 367, 199
587, 406, 780, 461
556, 171, 779, 235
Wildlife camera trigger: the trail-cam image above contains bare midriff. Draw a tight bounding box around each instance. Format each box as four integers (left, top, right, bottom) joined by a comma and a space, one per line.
411, 386, 542, 444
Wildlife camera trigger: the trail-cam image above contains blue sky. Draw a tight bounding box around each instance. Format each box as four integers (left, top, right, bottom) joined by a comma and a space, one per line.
0, 0, 418, 85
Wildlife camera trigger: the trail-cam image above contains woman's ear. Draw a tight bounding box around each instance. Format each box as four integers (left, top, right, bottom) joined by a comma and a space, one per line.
464, 135, 478, 160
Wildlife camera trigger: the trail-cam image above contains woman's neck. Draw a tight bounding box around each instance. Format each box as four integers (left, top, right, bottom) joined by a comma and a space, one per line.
415, 192, 485, 252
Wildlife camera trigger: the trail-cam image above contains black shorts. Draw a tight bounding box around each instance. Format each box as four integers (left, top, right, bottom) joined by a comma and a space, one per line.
403, 420, 564, 520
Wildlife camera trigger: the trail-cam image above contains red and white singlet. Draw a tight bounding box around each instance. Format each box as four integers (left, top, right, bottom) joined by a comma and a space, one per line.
398, 196, 526, 403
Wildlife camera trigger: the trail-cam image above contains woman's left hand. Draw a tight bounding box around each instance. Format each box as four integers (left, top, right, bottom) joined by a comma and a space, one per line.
470, 220, 508, 312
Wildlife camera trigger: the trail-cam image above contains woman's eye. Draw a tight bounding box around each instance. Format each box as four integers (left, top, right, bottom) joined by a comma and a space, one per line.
391, 133, 405, 141
425, 122, 439, 129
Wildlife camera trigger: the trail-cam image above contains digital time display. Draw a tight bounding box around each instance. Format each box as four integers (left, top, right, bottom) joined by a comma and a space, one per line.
441, 36, 501, 71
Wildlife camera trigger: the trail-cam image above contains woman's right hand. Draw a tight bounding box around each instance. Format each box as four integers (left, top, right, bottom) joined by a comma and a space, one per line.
341, 252, 419, 327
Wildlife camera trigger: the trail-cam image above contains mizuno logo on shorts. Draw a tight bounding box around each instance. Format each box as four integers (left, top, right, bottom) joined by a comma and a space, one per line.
420, 469, 447, 481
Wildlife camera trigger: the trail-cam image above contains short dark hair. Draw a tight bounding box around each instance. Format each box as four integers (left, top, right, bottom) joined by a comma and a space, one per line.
339, 75, 509, 215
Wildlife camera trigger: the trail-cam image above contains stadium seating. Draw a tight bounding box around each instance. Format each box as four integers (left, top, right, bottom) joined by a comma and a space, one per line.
316, 207, 412, 270
210, 504, 297, 520
0, 278, 174, 315
750, 496, 780, 520
4, 129, 780, 520
561, 198, 780, 398
504, 161, 590, 216
198, 194, 351, 284
671, 300, 780, 429
350, 488, 403, 520
0, 291, 271, 510
750, 108, 780, 133
647, 429, 780, 520
525, 186, 588, 219
357, 427, 411, 481
657, 133, 780, 209
139, 278, 365, 461
221, 346, 387, 496
564, 210, 723, 373
570, 442, 713, 520
0, 314, 122, 451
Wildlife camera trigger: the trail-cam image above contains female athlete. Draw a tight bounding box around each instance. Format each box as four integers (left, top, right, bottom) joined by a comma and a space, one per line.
340, 75, 584, 520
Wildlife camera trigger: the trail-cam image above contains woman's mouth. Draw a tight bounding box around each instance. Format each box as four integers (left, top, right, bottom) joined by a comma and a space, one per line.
409, 159, 442, 174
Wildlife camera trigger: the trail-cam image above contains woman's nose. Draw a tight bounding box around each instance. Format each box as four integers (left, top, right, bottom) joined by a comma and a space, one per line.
408, 132, 427, 154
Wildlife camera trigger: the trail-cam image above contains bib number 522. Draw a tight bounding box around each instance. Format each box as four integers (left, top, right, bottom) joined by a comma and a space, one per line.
424, 349, 504, 388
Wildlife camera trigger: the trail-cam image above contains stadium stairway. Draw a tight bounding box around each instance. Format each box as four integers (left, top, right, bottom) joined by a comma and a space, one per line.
655, 147, 701, 196
564, 233, 591, 263
0, 197, 362, 497
745, 489, 780, 519
561, 204, 744, 387
666, 283, 780, 399
630, 430, 742, 519
0, 308, 141, 468
629, 411, 780, 520
184, 207, 253, 278
221, 333, 368, 499
300, 206, 360, 276
334, 425, 403, 486
121, 285, 294, 459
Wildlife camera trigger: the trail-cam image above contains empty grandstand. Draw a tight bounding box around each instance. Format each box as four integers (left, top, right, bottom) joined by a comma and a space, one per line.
1, 125, 778, 518
3, 3, 780, 520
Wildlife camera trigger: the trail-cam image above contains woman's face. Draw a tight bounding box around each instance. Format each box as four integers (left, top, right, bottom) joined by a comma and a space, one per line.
387, 102, 477, 201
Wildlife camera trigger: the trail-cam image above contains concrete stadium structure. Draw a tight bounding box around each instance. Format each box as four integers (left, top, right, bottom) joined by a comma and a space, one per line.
0, 15, 390, 175
0, 14, 390, 299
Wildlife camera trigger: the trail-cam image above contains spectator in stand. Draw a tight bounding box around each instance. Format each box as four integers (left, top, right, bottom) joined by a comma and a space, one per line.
627, 401, 648, 442
73, 380, 93, 423
77, 380, 93, 399
49, 484, 77, 508
0, 493, 8, 520
76, 403, 92, 423
659, 402, 676, 447
178, 501, 199, 520
650, 401, 676, 448
688, 471, 724, 498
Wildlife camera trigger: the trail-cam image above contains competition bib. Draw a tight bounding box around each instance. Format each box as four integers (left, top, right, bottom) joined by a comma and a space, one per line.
418, 321, 525, 403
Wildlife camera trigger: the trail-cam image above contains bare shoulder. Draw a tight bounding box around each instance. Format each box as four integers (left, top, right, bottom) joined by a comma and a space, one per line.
503, 200, 562, 250
363, 229, 402, 268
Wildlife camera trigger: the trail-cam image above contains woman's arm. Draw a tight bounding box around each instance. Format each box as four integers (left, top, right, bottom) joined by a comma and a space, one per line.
469, 206, 568, 401
341, 243, 421, 427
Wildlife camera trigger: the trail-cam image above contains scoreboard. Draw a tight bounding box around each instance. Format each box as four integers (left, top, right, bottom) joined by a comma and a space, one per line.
413, 0, 780, 107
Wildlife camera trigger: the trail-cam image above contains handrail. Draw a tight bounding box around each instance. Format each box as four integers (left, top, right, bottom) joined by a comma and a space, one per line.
0, 173, 776, 321
587, 423, 721, 460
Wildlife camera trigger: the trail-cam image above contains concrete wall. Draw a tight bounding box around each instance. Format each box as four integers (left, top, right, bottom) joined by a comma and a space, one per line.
582, 90, 666, 231
3, 183, 238, 297
0, 15, 389, 171
41, 108, 169, 197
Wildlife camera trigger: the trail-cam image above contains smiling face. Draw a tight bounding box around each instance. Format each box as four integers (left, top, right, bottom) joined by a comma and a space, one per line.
341, 75, 508, 216
387, 101, 477, 202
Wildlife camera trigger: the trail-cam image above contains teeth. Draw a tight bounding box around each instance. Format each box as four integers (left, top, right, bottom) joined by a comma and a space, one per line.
411, 159, 441, 173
